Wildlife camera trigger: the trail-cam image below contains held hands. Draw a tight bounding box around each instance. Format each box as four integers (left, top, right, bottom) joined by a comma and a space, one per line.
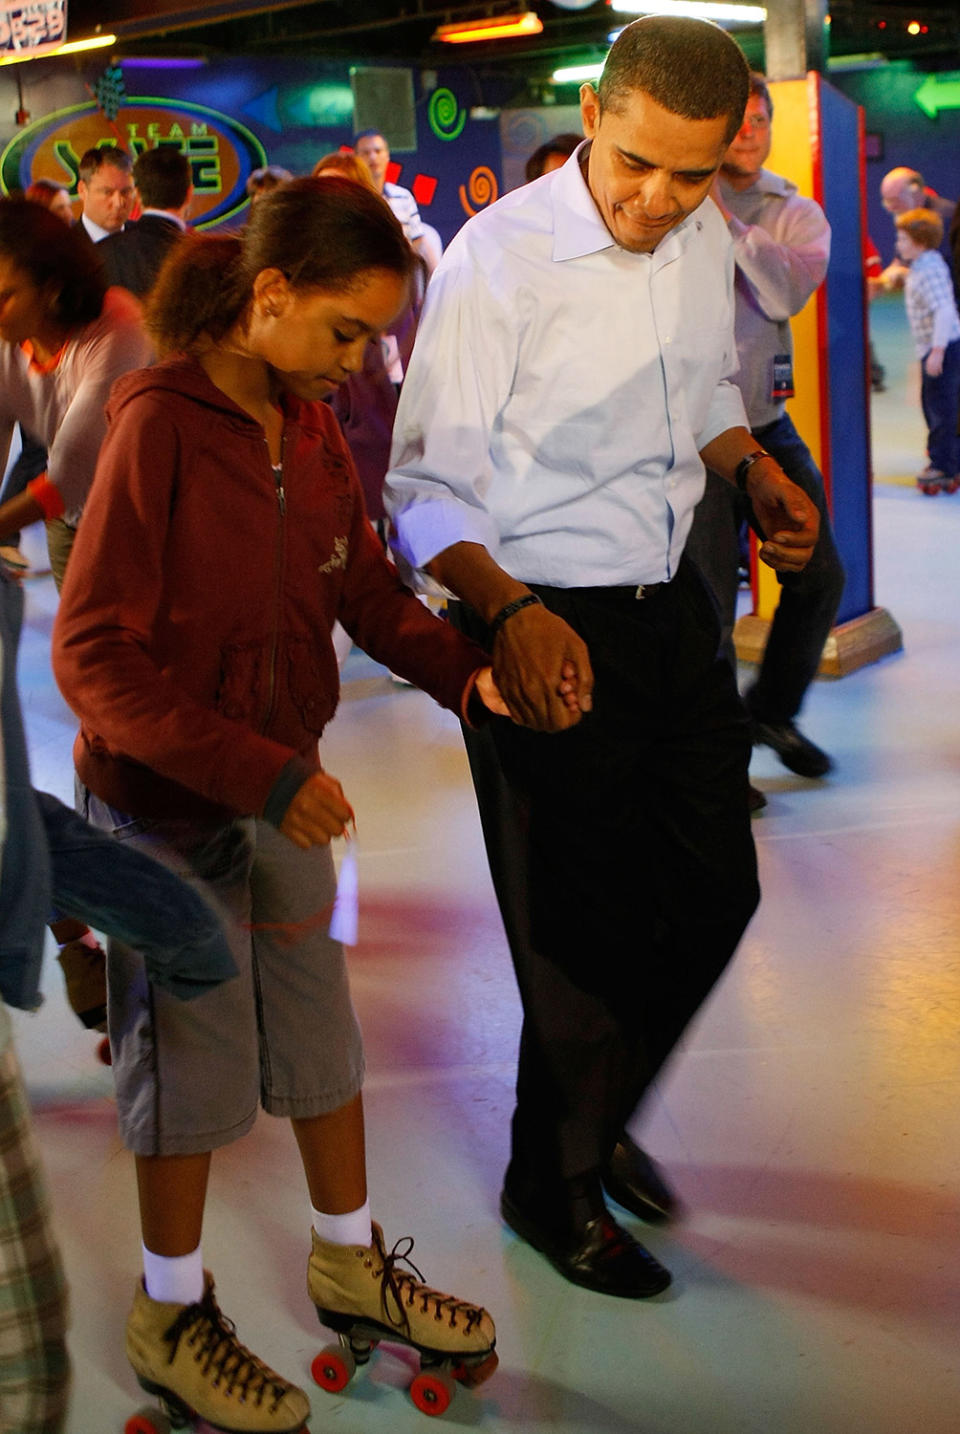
745, 460, 820, 573
492, 601, 594, 732
280, 770, 355, 850
475, 667, 512, 716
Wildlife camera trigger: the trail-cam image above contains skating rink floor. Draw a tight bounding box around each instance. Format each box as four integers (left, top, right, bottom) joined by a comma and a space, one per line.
10, 292, 960, 1433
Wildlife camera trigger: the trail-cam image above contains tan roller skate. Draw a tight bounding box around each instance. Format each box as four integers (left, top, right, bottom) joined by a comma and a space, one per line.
124, 1274, 310, 1433
307, 1223, 497, 1417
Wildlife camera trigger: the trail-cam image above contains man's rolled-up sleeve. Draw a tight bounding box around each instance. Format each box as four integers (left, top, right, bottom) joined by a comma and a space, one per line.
384, 246, 518, 577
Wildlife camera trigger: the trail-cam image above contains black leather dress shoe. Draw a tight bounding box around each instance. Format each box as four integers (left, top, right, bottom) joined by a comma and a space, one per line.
751, 717, 833, 778
602, 1138, 680, 1226
500, 1188, 671, 1299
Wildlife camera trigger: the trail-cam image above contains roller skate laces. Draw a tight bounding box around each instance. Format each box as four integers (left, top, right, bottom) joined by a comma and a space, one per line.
310, 1222, 494, 1354
126, 1275, 310, 1432
308, 1224, 497, 1414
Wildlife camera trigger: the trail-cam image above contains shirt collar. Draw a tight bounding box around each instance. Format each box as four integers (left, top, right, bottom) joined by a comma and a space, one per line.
140, 208, 187, 229
20, 338, 68, 375
551, 143, 615, 262
81, 212, 115, 244
719, 167, 794, 201
550, 141, 706, 264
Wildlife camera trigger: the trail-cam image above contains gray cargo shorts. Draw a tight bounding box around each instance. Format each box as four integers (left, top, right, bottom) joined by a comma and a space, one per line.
79, 789, 365, 1157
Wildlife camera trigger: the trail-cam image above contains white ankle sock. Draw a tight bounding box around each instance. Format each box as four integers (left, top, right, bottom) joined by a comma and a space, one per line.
311, 1200, 372, 1248
142, 1244, 204, 1305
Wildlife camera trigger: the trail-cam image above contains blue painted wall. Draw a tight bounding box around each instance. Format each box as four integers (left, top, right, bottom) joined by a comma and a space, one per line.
0, 56, 504, 244
819, 80, 872, 621
832, 62, 960, 265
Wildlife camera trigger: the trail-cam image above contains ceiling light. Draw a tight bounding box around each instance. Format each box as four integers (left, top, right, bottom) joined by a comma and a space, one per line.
552, 61, 605, 82
0, 33, 117, 67
434, 11, 544, 43
608, 1, 766, 21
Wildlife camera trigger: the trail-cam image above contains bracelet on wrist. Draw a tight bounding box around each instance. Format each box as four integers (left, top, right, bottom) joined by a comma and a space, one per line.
488, 592, 542, 638
734, 449, 774, 493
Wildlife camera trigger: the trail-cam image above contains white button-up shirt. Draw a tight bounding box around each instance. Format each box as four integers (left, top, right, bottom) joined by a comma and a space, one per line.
386, 146, 747, 589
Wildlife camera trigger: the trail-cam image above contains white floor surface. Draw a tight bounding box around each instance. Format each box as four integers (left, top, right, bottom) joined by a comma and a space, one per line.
8, 295, 960, 1433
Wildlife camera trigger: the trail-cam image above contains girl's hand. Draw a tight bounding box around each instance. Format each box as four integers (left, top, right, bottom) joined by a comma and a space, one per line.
475, 666, 511, 716
280, 771, 354, 849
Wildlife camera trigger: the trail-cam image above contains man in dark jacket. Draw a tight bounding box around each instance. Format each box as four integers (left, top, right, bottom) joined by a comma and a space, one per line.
100, 147, 192, 299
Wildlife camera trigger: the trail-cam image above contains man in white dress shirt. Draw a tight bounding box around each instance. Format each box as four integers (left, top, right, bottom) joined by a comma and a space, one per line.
386, 16, 819, 1300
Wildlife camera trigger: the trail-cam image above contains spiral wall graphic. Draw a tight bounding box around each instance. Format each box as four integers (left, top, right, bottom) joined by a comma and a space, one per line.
428, 88, 466, 142
459, 166, 498, 217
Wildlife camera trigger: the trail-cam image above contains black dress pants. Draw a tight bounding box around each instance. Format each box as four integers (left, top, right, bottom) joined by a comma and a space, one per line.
684, 411, 846, 723
451, 558, 760, 1202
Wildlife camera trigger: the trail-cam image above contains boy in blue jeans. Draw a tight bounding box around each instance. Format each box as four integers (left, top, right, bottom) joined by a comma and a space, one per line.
894, 207, 960, 494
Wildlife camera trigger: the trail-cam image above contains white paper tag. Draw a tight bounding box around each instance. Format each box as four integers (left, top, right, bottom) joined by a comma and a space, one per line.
329, 843, 358, 946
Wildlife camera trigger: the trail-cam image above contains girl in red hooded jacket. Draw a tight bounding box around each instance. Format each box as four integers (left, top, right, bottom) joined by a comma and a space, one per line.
53, 177, 510, 1431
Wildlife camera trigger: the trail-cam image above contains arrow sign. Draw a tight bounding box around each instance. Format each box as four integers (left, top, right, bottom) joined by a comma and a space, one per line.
914, 73, 960, 119
241, 83, 353, 134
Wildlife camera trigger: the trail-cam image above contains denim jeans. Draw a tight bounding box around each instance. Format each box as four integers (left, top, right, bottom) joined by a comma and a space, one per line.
46, 790, 237, 1001
920, 337, 960, 476
684, 411, 846, 722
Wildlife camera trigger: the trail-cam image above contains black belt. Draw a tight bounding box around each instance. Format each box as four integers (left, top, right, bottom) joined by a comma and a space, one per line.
535, 581, 668, 603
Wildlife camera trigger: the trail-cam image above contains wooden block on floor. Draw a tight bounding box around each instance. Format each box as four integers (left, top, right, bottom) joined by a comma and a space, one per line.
734, 606, 903, 677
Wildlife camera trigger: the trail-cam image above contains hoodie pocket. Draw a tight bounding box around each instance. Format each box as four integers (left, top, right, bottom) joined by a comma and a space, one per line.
285, 635, 337, 737
215, 640, 270, 727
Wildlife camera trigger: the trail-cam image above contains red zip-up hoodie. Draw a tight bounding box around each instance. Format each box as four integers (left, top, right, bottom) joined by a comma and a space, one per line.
53, 356, 489, 825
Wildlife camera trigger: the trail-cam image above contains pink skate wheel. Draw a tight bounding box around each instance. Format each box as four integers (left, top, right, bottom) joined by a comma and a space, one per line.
97, 1036, 112, 1065
311, 1343, 355, 1392
410, 1367, 455, 1416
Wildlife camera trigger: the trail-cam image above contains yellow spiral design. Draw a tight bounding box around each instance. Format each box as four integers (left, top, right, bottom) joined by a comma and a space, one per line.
459, 166, 498, 217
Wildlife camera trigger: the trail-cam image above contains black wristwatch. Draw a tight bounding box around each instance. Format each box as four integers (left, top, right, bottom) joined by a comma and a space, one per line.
734, 449, 774, 493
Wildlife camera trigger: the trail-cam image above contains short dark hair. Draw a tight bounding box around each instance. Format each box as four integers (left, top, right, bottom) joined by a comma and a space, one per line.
245, 165, 292, 199
78, 146, 132, 183
749, 72, 773, 120
896, 207, 943, 250
0, 198, 105, 326
598, 16, 750, 146
147, 175, 416, 355
353, 128, 386, 147
525, 133, 582, 184
133, 147, 191, 210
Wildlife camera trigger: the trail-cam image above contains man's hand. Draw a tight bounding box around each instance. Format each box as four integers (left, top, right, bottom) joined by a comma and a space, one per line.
745, 461, 820, 573
877, 260, 908, 293
280, 771, 354, 850
493, 602, 594, 732
425, 540, 594, 734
